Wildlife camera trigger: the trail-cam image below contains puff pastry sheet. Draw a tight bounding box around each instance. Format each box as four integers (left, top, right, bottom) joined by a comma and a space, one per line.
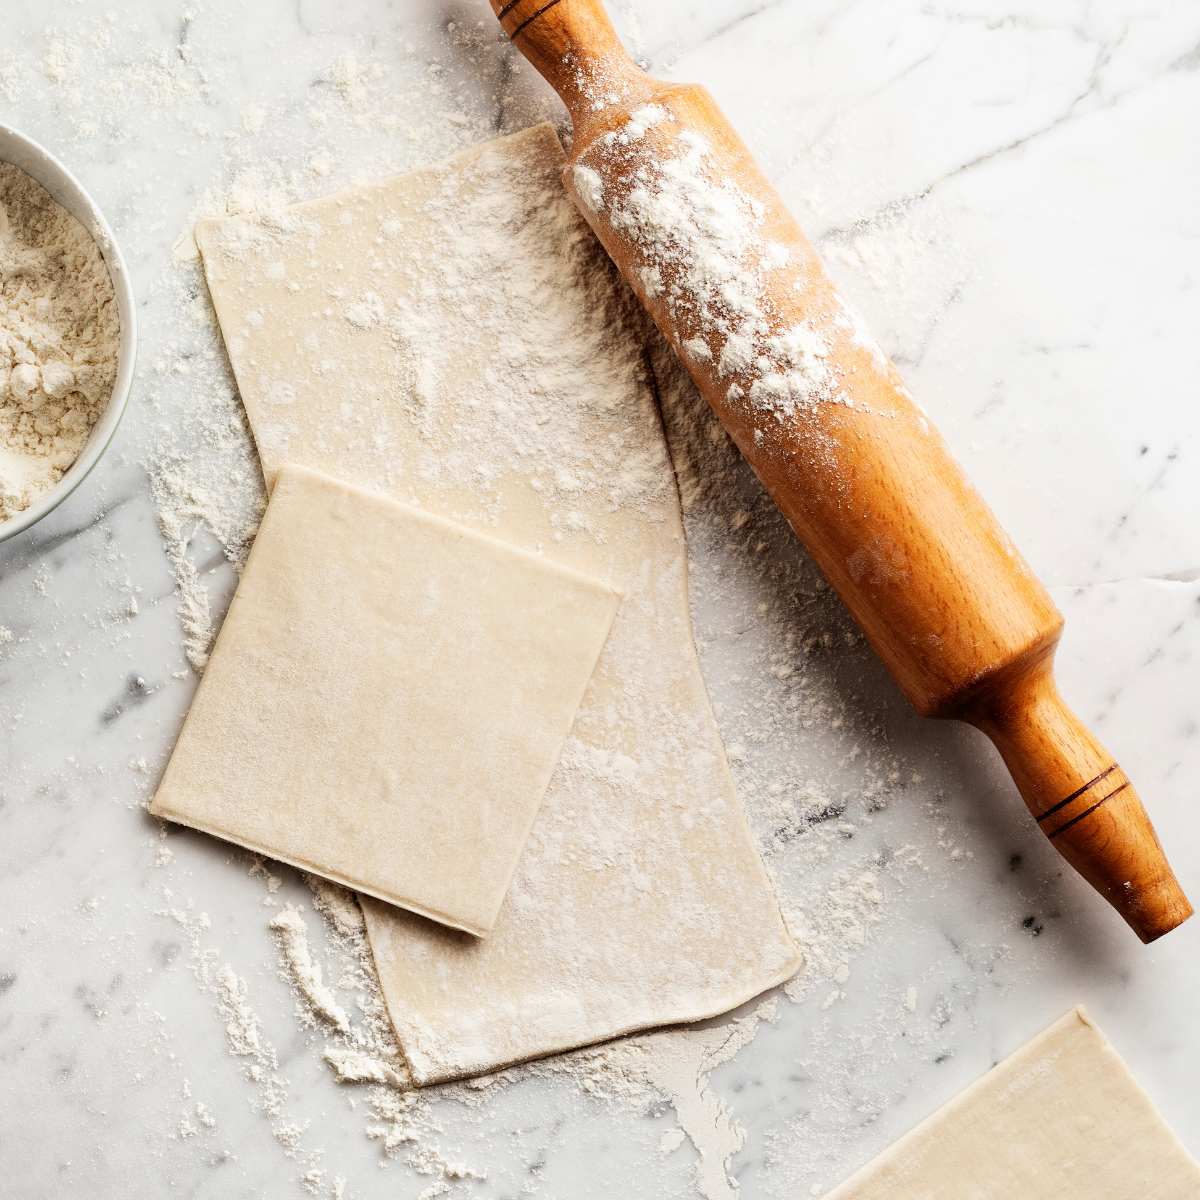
824, 1008, 1200, 1200
195, 123, 800, 1085
152, 465, 619, 938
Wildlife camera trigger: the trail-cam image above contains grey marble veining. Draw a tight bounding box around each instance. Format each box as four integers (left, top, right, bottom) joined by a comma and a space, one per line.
1, 2, 1198, 1198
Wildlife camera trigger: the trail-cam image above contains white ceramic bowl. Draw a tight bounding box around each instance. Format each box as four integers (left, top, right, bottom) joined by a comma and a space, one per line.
0, 123, 137, 544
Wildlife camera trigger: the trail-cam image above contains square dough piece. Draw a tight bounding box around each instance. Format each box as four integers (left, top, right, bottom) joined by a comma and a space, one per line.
151, 464, 619, 937
824, 1008, 1200, 1199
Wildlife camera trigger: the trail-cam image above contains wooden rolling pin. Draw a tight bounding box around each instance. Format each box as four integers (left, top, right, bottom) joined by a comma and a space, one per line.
489, 0, 1192, 941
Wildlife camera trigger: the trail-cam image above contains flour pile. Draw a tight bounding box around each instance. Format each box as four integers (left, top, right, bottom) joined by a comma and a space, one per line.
0, 162, 118, 520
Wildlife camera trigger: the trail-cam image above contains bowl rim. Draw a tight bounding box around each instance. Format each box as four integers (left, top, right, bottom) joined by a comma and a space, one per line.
0, 121, 138, 545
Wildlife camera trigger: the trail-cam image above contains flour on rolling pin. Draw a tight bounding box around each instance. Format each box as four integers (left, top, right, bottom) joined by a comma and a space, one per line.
573, 105, 887, 425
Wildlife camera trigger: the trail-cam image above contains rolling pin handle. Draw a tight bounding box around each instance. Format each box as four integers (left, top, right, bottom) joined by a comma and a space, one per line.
489, 0, 636, 109
967, 660, 1192, 942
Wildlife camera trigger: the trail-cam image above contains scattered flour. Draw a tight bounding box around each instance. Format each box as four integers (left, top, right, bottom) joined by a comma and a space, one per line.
560, 1000, 782, 1200
159, 895, 333, 1187
147, 464, 217, 671
215, 963, 265, 1058
275, 876, 493, 1193
270, 871, 766, 1200
274, 859, 903, 1200
124, 18, 552, 672
269, 905, 351, 1034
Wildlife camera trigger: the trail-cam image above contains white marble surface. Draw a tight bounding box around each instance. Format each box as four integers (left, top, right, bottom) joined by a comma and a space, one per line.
2, 2, 1199, 1197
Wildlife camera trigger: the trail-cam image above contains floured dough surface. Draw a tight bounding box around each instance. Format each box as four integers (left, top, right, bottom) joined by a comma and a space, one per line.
196, 123, 800, 1085
824, 1008, 1200, 1199
151, 464, 620, 937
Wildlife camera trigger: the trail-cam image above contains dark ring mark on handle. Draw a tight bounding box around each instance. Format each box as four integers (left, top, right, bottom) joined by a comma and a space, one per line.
1037, 763, 1118, 823
509, 0, 567, 41
1047, 781, 1130, 840
496, 0, 524, 20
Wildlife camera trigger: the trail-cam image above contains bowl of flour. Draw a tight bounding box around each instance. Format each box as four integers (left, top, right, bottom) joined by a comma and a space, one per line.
0, 123, 136, 543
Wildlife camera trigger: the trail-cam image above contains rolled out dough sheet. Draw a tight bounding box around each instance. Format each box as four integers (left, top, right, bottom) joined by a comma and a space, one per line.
824, 1008, 1200, 1199
151, 464, 620, 938
196, 122, 800, 1085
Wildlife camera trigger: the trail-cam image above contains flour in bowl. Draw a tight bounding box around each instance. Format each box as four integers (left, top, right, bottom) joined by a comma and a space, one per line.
0, 161, 119, 521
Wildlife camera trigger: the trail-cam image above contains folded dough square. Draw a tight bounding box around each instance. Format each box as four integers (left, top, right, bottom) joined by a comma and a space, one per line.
151, 464, 620, 936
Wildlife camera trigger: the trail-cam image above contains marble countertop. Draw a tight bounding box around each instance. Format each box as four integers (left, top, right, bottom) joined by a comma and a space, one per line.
2, 1, 1199, 1197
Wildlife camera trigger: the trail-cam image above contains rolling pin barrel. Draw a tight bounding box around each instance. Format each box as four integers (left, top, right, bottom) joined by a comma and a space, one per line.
490, 0, 1192, 941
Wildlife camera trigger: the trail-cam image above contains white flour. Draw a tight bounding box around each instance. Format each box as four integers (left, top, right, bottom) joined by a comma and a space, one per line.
130, 17, 541, 673
574, 107, 846, 422
0, 162, 118, 520
271, 871, 763, 1200
269, 905, 351, 1034
148, 455, 259, 672
161, 901, 292, 1132
276, 877, 493, 1194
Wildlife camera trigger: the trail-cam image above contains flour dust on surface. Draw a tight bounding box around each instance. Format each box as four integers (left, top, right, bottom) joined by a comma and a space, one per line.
0, 6, 1040, 1200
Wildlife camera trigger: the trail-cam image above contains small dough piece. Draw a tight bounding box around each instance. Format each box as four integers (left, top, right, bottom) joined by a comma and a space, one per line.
151, 464, 620, 937
196, 123, 800, 1085
824, 1008, 1200, 1199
